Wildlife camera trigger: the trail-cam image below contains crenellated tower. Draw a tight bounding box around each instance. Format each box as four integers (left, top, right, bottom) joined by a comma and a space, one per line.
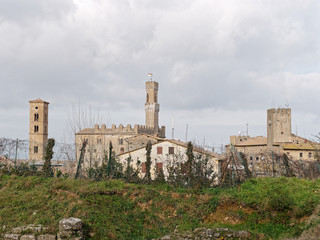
145, 80, 159, 130
29, 99, 49, 161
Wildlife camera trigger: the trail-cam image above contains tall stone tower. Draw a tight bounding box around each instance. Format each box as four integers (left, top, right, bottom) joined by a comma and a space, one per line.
267, 108, 292, 147
29, 99, 49, 161
145, 80, 159, 130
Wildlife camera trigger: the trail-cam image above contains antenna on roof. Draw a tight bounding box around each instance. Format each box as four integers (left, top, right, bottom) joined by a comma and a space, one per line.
246, 123, 249, 136
172, 118, 175, 139
148, 73, 153, 81
185, 124, 188, 142
285, 100, 289, 109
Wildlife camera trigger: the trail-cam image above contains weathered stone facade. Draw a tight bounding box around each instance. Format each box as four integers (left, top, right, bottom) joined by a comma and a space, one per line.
29, 99, 49, 161
267, 108, 292, 147
228, 108, 319, 163
75, 80, 166, 170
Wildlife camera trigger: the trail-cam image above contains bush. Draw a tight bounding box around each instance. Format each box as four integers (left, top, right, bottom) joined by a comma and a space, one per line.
267, 185, 294, 212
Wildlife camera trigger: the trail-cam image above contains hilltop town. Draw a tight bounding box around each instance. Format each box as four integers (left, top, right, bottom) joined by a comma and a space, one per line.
0, 77, 319, 183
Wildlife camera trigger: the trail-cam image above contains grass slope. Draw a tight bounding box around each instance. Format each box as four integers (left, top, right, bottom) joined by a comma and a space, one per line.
0, 175, 319, 239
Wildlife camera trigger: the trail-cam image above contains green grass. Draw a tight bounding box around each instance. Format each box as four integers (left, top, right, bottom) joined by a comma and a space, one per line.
0, 174, 319, 239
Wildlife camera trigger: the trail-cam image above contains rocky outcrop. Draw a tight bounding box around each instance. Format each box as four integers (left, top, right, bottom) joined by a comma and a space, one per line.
58, 218, 83, 240
155, 227, 253, 240
1, 218, 84, 240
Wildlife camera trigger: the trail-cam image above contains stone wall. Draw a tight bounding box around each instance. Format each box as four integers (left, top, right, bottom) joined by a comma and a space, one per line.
0, 218, 83, 240
155, 227, 253, 240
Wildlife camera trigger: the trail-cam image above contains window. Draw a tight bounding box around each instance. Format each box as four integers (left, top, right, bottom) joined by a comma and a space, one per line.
141, 162, 146, 173
34, 113, 39, 121
281, 132, 284, 134
35, 106, 38, 109
34, 125, 39, 132
256, 156, 259, 161
249, 156, 253, 161
169, 147, 174, 155
97, 138, 102, 144
94, 149, 96, 153
34, 146, 38, 153
119, 138, 123, 145
120, 147, 124, 154
156, 162, 163, 173
287, 152, 290, 155
309, 152, 312, 158
157, 146, 163, 154
146, 93, 149, 103
300, 152, 303, 158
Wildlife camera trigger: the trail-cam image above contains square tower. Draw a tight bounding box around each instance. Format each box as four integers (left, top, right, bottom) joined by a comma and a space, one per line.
145, 81, 159, 130
267, 108, 292, 147
29, 99, 49, 161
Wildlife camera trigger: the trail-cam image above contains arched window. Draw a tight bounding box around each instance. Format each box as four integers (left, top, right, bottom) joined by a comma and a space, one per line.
146, 93, 149, 103
34, 125, 39, 133
34, 113, 39, 121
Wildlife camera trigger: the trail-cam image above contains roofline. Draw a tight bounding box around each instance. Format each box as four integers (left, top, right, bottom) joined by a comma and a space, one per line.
117, 139, 217, 158
125, 133, 164, 141
234, 144, 267, 147
29, 99, 50, 104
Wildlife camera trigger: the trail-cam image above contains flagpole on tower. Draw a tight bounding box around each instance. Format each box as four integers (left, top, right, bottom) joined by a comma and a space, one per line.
148, 73, 153, 81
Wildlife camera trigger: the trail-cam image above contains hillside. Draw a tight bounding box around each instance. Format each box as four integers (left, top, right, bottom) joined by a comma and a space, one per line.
0, 175, 319, 239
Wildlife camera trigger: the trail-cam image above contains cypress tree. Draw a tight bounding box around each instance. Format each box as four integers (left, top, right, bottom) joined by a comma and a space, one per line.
145, 140, 152, 183
186, 142, 194, 187
43, 138, 55, 177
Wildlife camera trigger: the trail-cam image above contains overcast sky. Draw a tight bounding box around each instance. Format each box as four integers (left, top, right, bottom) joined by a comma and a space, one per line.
1, 0, 320, 150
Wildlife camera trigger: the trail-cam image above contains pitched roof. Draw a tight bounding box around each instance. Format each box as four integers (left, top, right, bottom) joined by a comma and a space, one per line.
29, 98, 49, 104
118, 139, 220, 159
282, 143, 317, 150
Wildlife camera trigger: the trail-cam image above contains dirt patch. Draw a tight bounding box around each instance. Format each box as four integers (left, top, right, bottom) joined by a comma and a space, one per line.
171, 192, 180, 199
137, 200, 153, 211
204, 202, 256, 225
198, 194, 211, 203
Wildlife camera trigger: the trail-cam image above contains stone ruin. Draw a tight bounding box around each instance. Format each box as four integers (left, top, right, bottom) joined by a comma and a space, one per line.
1, 218, 83, 240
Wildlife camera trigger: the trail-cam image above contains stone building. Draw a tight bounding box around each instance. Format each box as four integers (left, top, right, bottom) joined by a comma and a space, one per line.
118, 139, 219, 181
29, 99, 49, 161
75, 79, 166, 170
228, 108, 319, 162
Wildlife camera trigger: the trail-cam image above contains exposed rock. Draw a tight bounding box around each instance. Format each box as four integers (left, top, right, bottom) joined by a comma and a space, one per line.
37, 235, 57, 240
12, 225, 42, 234
58, 218, 83, 240
3, 234, 20, 240
20, 235, 36, 240
155, 227, 253, 240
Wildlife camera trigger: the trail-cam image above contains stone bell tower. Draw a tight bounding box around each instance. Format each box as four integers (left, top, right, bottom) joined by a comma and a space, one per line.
145, 77, 159, 130
29, 99, 49, 161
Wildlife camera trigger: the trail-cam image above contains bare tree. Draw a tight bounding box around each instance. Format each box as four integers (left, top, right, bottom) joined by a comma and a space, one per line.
60, 102, 106, 162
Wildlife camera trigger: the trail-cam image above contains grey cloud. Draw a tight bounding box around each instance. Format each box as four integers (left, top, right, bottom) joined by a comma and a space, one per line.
0, 0, 75, 23
0, 0, 319, 144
